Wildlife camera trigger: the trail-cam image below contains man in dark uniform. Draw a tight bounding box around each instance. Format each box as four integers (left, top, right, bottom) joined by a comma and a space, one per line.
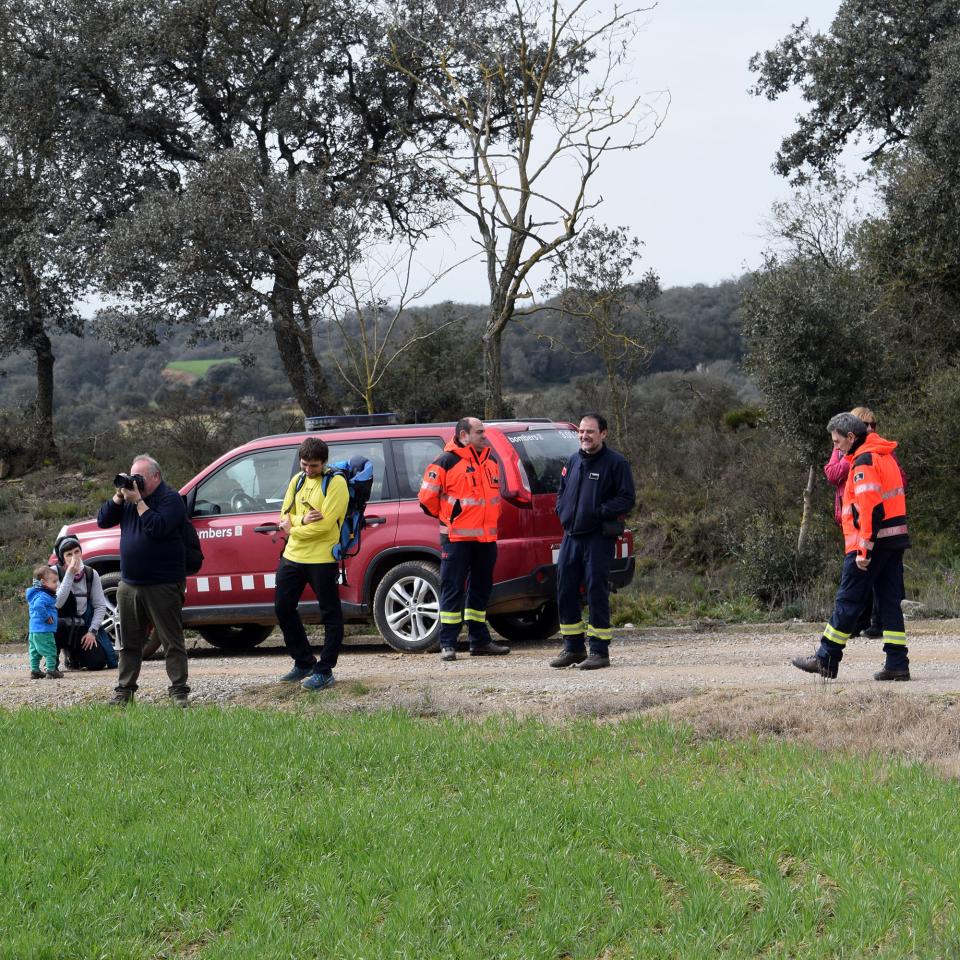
551, 413, 635, 670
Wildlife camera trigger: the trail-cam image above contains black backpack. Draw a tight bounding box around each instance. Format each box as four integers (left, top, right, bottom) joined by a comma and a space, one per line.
181, 496, 204, 575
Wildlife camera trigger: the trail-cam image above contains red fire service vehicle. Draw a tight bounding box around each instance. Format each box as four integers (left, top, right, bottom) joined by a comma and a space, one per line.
54, 417, 635, 653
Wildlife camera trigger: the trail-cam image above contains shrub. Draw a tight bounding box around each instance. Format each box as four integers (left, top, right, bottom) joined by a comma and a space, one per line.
727, 512, 832, 608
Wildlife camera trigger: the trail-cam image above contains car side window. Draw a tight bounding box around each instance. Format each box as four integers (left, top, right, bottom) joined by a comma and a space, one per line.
193, 448, 298, 517
326, 441, 387, 502
393, 437, 445, 499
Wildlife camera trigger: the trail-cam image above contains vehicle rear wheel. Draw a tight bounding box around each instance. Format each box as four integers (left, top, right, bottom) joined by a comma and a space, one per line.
489, 602, 560, 643
373, 560, 441, 653
98, 572, 123, 650
198, 624, 273, 650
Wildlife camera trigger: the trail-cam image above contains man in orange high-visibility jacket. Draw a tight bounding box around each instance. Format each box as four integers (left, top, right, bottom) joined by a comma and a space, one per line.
793, 412, 911, 681
418, 417, 510, 661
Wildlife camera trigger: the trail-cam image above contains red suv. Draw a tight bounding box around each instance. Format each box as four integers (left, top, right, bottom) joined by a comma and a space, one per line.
55, 418, 635, 652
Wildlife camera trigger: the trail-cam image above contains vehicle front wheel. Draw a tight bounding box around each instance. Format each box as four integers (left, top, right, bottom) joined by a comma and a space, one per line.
489, 602, 560, 644
197, 624, 273, 650
98, 572, 123, 649
373, 560, 441, 653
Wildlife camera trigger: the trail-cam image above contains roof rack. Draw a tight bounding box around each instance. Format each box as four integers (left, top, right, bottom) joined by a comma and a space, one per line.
304, 413, 400, 431
487, 418, 554, 424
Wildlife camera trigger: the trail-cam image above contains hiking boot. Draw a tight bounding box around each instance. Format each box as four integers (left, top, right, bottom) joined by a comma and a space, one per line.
439, 647, 457, 662
863, 626, 883, 639
549, 650, 587, 668
109, 690, 133, 705
279, 665, 313, 682
170, 692, 190, 708
874, 666, 911, 681
576, 653, 610, 670
301, 671, 336, 691
64, 657, 80, 670
791, 654, 838, 679
470, 640, 510, 656
30, 669, 45, 680
45, 669, 64, 679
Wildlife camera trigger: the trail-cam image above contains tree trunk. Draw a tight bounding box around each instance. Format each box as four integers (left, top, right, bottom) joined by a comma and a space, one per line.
482, 327, 505, 419
270, 269, 334, 417
17, 254, 57, 460
30, 328, 58, 460
797, 464, 815, 553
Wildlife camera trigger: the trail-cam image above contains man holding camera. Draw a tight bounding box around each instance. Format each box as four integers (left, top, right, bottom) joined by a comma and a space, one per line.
97, 454, 190, 706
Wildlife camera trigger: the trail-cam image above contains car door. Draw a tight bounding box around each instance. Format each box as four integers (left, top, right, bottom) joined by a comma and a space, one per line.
325, 438, 398, 606
390, 435, 447, 550
187, 446, 298, 608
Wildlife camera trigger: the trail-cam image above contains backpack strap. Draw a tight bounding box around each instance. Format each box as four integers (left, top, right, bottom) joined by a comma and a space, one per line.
320, 468, 348, 583
280, 471, 306, 515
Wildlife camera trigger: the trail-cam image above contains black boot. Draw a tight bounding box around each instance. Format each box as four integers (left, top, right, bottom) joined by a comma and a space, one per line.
875, 643, 910, 681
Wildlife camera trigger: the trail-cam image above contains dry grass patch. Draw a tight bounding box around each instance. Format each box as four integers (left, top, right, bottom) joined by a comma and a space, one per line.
651, 688, 960, 776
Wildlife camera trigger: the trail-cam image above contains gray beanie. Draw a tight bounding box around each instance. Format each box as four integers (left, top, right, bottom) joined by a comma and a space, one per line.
54, 536, 82, 565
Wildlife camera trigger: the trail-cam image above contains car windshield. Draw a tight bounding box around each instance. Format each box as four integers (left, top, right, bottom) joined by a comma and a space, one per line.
504, 428, 578, 494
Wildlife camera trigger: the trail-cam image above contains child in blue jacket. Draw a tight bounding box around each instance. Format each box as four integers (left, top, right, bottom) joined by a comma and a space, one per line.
27, 565, 62, 679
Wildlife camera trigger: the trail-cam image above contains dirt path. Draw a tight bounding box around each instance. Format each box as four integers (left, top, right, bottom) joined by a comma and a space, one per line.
4, 619, 960, 711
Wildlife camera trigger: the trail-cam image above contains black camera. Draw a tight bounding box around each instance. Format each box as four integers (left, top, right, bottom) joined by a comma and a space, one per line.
114, 472, 145, 491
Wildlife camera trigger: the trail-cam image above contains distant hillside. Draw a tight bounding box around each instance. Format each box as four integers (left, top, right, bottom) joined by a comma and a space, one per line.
0, 277, 745, 430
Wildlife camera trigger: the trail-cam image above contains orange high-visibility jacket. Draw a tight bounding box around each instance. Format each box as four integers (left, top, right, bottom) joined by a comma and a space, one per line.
418, 440, 501, 542
840, 433, 909, 559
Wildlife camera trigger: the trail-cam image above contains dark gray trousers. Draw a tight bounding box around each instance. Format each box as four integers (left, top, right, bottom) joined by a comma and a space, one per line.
116, 580, 188, 697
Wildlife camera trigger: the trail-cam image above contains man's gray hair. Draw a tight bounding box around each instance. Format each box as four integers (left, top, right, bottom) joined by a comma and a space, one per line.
131, 453, 162, 477
827, 412, 867, 438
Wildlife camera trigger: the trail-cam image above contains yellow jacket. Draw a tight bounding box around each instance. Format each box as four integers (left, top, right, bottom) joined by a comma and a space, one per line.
279, 471, 348, 564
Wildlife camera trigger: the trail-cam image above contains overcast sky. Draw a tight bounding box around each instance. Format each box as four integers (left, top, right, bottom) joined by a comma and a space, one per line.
409, 0, 847, 305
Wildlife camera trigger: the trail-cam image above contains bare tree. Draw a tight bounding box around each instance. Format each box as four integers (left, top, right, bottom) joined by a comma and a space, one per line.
389, 0, 667, 416
325, 235, 470, 413
543, 224, 664, 448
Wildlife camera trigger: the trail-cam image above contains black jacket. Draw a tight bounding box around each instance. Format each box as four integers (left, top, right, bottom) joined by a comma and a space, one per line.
97, 480, 186, 584
556, 444, 635, 536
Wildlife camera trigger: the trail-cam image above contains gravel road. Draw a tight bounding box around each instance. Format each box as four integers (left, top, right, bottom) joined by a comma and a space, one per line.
4, 619, 959, 715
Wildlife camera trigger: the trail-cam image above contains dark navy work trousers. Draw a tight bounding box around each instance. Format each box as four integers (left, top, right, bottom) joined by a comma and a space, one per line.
438, 539, 497, 649
556, 532, 615, 656
819, 549, 907, 669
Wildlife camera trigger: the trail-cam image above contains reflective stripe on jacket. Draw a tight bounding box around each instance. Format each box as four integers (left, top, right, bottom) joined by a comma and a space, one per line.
840, 433, 909, 559
418, 440, 501, 542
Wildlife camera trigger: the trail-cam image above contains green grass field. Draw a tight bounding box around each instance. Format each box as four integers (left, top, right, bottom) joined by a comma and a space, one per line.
2, 708, 958, 959
165, 358, 240, 377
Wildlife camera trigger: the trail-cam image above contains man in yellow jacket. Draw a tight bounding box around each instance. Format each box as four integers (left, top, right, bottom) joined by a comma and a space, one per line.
275, 436, 348, 691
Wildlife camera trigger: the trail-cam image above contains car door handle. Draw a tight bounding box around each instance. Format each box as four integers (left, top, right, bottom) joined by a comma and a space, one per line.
364, 516, 387, 526
254, 524, 281, 534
